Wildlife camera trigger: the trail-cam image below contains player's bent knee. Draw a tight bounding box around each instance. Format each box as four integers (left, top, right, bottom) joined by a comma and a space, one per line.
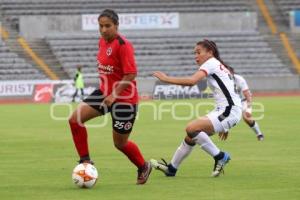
184, 136, 196, 146
68, 114, 83, 125
186, 127, 200, 138
243, 112, 252, 119
186, 123, 203, 137
243, 115, 252, 124
185, 125, 193, 133
68, 116, 77, 124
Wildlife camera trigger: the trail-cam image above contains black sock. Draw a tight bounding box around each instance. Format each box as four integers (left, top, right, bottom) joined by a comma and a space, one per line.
79, 155, 90, 163
168, 164, 177, 172
214, 152, 225, 161
249, 121, 255, 127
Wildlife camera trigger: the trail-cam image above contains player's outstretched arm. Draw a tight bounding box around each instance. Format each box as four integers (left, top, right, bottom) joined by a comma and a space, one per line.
153, 70, 206, 86
243, 89, 253, 116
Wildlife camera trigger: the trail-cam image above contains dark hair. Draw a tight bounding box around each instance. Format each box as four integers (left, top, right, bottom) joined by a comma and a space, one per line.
98, 9, 119, 25
197, 39, 230, 69
227, 66, 234, 74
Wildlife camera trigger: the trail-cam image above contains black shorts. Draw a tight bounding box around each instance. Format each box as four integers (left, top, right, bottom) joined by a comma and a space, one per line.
83, 89, 137, 134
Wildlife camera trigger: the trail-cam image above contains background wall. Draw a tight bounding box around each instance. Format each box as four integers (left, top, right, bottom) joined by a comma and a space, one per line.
17, 12, 299, 93
19, 12, 257, 39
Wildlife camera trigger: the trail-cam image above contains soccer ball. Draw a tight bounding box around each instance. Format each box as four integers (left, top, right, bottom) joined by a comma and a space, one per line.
72, 163, 98, 188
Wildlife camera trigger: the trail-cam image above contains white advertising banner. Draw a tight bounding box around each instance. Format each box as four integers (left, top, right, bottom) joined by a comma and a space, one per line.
153, 80, 212, 99
82, 13, 179, 31
0, 82, 34, 96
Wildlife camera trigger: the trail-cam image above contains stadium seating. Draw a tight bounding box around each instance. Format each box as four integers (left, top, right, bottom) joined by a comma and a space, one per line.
0, 0, 253, 31
0, 41, 47, 80
0, 0, 251, 15
46, 30, 292, 81
0, 0, 295, 81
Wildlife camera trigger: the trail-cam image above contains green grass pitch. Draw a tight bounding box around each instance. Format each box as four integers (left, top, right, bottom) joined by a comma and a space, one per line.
0, 96, 300, 200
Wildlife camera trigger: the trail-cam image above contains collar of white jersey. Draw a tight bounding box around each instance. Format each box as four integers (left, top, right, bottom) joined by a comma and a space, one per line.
200, 57, 218, 68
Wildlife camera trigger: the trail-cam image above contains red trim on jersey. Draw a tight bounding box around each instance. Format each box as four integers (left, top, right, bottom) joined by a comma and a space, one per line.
200, 69, 208, 76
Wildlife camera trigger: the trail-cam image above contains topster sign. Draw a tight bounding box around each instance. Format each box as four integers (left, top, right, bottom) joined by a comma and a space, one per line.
82, 13, 179, 30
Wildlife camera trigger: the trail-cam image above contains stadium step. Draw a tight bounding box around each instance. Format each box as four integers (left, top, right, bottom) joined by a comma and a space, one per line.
265, 35, 295, 74
25, 38, 70, 79
253, 0, 295, 74
0, 19, 69, 80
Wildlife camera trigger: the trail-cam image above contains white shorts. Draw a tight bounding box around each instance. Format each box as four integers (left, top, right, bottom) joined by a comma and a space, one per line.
206, 105, 242, 133
242, 100, 252, 114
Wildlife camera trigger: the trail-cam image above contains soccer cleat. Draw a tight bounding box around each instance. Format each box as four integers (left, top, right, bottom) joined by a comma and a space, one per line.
150, 158, 177, 177
211, 152, 231, 177
136, 161, 152, 185
257, 134, 264, 141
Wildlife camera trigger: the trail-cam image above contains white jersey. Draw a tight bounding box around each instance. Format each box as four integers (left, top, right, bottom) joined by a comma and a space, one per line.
199, 57, 241, 108
233, 74, 250, 101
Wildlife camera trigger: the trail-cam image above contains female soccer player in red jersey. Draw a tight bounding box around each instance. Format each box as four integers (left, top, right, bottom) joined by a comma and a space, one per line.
68, 9, 151, 185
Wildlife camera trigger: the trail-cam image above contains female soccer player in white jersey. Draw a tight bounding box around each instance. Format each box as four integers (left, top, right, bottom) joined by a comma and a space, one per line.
228, 67, 264, 141
151, 39, 242, 177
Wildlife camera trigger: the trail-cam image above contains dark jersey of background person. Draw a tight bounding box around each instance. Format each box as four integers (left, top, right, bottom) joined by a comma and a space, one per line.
97, 34, 138, 104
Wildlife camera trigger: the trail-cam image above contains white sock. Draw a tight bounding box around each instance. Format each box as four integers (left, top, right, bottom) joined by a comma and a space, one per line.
193, 131, 220, 157
170, 140, 194, 169
251, 121, 263, 135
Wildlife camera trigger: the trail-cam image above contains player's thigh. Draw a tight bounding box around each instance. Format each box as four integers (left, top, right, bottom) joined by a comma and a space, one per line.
83, 89, 108, 114
206, 106, 242, 133
69, 102, 101, 124
186, 116, 215, 136
111, 103, 137, 149
221, 106, 242, 132
70, 89, 109, 123
111, 103, 137, 134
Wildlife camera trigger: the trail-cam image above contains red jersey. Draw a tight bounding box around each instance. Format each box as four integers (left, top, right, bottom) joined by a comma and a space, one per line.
97, 34, 138, 104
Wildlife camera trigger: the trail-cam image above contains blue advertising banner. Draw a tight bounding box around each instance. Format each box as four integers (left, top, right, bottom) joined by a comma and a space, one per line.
294, 10, 300, 26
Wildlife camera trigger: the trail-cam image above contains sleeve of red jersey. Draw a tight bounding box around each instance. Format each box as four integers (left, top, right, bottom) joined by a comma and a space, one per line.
119, 42, 138, 74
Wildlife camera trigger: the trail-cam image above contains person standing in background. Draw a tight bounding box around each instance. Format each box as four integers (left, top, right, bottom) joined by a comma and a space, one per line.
72, 66, 85, 102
